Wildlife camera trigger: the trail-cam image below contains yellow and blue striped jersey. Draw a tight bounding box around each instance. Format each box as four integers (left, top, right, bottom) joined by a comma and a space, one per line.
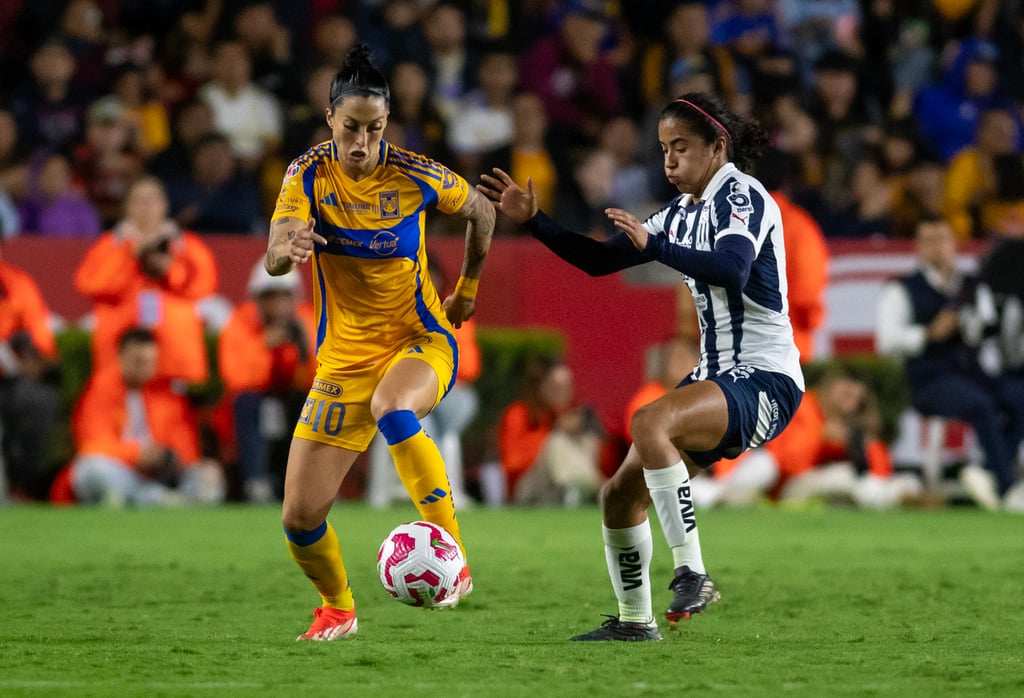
272, 140, 470, 369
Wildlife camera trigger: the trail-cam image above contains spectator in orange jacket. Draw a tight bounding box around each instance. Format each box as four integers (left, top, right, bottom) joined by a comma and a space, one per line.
67, 327, 225, 506
74, 175, 217, 385
756, 148, 829, 361
0, 240, 61, 501
217, 260, 317, 502
702, 367, 922, 509
497, 354, 605, 505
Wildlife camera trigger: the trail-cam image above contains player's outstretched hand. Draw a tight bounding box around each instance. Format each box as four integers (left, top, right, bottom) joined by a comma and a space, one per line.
442, 293, 475, 329
477, 168, 538, 224
288, 218, 328, 265
605, 207, 649, 251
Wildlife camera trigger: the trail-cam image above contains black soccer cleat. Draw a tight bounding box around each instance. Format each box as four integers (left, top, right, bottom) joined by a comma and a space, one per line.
570, 615, 663, 642
665, 566, 720, 626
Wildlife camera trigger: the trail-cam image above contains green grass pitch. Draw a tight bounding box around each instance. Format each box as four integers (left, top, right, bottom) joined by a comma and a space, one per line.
1, 504, 1022, 697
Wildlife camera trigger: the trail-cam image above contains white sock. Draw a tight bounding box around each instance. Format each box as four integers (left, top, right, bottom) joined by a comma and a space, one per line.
644, 462, 706, 574
603, 521, 654, 624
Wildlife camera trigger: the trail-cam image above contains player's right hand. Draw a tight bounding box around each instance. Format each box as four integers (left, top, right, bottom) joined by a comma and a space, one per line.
287, 218, 328, 264
477, 168, 538, 224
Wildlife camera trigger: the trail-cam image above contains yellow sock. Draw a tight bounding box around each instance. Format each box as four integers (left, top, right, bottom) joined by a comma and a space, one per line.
285, 521, 354, 610
378, 410, 466, 558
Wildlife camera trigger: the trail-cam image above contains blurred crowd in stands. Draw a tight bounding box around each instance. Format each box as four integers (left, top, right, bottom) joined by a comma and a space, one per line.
1, 0, 1024, 508
0, 0, 1022, 242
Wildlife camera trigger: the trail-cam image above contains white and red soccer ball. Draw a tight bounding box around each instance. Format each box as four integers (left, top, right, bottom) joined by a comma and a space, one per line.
377, 521, 464, 608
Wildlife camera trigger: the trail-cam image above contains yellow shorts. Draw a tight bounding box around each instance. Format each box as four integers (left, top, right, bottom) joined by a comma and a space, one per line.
293, 333, 456, 452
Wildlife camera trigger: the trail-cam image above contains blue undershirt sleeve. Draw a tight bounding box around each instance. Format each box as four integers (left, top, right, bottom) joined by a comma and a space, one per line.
525, 211, 650, 277
642, 233, 755, 288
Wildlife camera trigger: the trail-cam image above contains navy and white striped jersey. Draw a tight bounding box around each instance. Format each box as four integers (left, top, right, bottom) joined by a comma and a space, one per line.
642, 163, 804, 388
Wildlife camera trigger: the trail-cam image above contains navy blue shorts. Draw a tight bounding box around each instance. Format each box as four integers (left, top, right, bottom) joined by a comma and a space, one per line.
676, 366, 803, 469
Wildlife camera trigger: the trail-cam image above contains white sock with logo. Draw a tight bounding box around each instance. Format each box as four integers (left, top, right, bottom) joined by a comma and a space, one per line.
644, 461, 706, 574
603, 520, 654, 624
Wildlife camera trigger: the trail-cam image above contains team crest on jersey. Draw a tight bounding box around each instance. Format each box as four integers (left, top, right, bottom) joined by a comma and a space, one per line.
380, 190, 401, 219
369, 230, 400, 256
285, 160, 300, 179
311, 379, 342, 397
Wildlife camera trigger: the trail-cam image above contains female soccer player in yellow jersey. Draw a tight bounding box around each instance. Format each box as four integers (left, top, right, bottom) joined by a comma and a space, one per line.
265, 45, 494, 641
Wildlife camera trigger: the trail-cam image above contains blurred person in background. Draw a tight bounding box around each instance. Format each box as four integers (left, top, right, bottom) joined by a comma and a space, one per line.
447, 45, 518, 175
16, 152, 101, 237
479, 92, 558, 234
74, 175, 217, 386
0, 234, 61, 501
165, 132, 264, 234
62, 327, 225, 507
762, 367, 922, 509
944, 107, 1024, 240
638, 2, 742, 116
70, 95, 145, 228
824, 149, 896, 239
357, 0, 431, 74
497, 354, 605, 506
148, 100, 217, 181
306, 13, 358, 73
802, 49, 884, 225
383, 60, 453, 164
912, 37, 1022, 163
282, 65, 335, 160
518, 0, 623, 164
109, 63, 172, 159
198, 39, 283, 175
710, 0, 797, 111
56, 0, 108, 96
8, 36, 87, 156
879, 118, 942, 239
231, 1, 298, 102
0, 109, 28, 196
217, 260, 316, 503
421, 1, 478, 123
876, 215, 1024, 511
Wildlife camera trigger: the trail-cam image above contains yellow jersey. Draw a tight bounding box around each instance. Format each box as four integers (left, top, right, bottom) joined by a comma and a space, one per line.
272, 140, 469, 371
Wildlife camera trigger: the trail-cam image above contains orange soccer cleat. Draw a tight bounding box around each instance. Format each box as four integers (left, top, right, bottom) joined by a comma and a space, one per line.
296, 606, 358, 641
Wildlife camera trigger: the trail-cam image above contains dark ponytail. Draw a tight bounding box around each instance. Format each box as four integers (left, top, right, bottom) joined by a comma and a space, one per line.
661, 92, 768, 172
329, 44, 390, 109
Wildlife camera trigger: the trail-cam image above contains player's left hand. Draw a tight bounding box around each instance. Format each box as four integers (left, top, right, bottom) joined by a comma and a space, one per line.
605, 208, 649, 251
442, 293, 475, 328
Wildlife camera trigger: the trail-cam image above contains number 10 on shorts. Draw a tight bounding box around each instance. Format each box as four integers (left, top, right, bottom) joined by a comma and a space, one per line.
299, 397, 346, 435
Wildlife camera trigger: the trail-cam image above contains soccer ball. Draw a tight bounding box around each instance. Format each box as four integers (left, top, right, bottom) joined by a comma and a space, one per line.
377, 521, 464, 608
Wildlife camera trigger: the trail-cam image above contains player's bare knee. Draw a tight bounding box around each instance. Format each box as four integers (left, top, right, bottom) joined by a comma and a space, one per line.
630, 404, 665, 450
369, 393, 427, 422
281, 507, 320, 533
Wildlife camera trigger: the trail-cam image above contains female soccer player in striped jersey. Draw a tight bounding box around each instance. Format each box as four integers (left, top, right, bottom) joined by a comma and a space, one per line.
266, 45, 494, 641
479, 92, 804, 641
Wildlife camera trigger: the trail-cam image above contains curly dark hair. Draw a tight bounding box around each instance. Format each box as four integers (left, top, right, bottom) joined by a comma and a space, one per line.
661, 92, 769, 172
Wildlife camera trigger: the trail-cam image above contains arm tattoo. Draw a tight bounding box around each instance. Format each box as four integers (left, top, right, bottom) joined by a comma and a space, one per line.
456, 187, 495, 279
